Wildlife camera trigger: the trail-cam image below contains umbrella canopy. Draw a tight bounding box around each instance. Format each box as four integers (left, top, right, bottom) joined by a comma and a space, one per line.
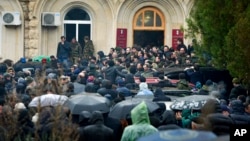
137, 129, 217, 141
109, 99, 159, 119
65, 93, 110, 114
28, 94, 68, 108
73, 82, 85, 94
170, 95, 213, 110
32, 55, 51, 62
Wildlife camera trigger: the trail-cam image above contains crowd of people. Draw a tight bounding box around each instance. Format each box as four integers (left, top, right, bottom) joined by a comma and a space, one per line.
0, 37, 249, 141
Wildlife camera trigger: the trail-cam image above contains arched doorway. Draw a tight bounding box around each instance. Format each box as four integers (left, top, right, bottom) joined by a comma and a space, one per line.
63, 8, 91, 46
133, 7, 165, 47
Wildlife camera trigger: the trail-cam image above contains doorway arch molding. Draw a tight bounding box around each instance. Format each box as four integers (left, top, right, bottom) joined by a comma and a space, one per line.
117, 0, 185, 27
117, 0, 185, 47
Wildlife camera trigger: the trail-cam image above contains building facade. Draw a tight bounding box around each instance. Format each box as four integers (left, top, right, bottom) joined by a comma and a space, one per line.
0, 0, 193, 62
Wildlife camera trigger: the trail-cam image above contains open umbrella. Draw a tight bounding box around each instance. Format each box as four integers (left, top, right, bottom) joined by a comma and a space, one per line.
73, 82, 85, 94
65, 93, 110, 114
109, 99, 159, 119
137, 129, 217, 141
32, 55, 51, 62
170, 95, 213, 110
28, 94, 68, 107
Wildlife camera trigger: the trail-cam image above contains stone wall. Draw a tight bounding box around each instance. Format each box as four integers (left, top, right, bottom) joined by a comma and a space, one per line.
15, 0, 194, 59
19, 0, 39, 59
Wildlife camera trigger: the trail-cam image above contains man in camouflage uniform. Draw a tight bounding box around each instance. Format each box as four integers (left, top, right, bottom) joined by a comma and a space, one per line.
70, 37, 82, 65
83, 36, 94, 60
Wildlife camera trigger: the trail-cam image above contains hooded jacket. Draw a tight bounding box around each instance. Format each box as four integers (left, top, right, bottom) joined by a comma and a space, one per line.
137, 83, 153, 96
177, 79, 190, 90
121, 101, 158, 141
229, 100, 250, 125
82, 111, 114, 141
152, 88, 171, 102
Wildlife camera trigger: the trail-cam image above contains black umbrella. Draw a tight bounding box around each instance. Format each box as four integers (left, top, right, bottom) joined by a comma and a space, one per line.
73, 82, 85, 94
109, 99, 159, 119
65, 93, 110, 114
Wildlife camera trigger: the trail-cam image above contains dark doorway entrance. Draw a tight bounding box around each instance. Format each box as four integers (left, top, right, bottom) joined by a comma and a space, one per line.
64, 8, 91, 43
64, 24, 90, 43
133, 30, 164, 47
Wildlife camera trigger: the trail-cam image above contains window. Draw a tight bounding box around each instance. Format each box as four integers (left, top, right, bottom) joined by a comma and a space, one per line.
133, 7, 164, 30
63, 8, 91, 43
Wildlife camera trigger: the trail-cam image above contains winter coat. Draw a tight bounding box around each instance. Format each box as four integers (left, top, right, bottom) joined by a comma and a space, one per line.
83, 40, 94, 60
82, 111, 114, 141
121, 101, 158, 141
204, 113, 233, 136
56, 41, 71, 59
103, 113, 123, 141
181, 109, 200, 129
152, 88, 171, 102
78, 111, 92, 127
78, 111, 92, 141
137, 83, 153, 96
229, 100, 250, 125
158, 110, 181, 130
15, 109, 34, 140
229, 85, 247, 100
0, 86, 6, 104
116, 69, 135, 84
177, 79, 190, 90
104, 66, 117, 84
141, 70, 153, 78
70, 42, 82, 58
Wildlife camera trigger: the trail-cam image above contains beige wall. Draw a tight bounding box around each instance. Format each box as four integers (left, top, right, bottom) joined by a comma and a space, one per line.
0, 0, 24, 62
0, 0, 194, 62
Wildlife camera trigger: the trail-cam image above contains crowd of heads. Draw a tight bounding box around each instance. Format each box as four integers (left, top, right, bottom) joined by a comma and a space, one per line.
0, 40, 249, 140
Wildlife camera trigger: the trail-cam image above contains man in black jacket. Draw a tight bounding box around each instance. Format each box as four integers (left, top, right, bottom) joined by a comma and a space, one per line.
229, 78, 247, 100
56, 36, 71, 69
103, 60, 117, 85
81, 111, 114, 141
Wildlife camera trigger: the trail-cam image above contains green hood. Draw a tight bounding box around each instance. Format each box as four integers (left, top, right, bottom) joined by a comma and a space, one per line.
131, 101, 150, 125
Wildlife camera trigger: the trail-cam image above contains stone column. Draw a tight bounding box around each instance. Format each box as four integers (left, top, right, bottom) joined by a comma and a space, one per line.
19, 0, 39, 59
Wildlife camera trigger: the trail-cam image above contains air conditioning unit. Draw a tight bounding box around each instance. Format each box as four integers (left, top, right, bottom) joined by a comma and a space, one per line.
2, 11, 21, 25
42, 12, 61, 26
